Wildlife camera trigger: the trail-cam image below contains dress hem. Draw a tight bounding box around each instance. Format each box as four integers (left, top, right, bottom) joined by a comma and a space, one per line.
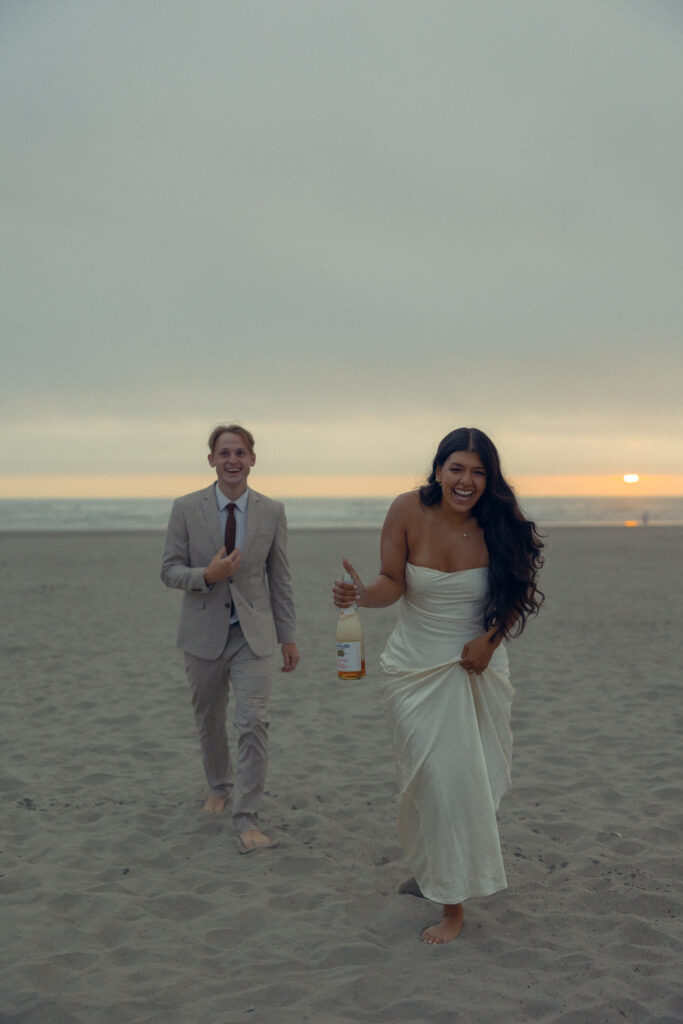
419, 880, 507, 906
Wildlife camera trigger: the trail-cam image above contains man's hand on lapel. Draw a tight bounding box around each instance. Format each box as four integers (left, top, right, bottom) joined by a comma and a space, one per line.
203, 547, 242, 585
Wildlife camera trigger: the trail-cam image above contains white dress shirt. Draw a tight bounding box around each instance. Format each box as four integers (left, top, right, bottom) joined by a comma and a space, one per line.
214, 483, 249, 552
214, 484, 249, 623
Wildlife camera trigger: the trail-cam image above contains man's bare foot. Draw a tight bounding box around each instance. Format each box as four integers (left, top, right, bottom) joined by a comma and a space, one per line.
237, 828, 279, 854
203, 794, 227, 814
421, 903, 463, 944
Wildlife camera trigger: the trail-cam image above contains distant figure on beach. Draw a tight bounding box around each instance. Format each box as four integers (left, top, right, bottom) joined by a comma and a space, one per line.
161, 424, 299, 853
333, 427, 543, 944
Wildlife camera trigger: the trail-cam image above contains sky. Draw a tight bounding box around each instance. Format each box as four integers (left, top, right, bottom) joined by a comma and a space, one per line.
2, 0, 682, 498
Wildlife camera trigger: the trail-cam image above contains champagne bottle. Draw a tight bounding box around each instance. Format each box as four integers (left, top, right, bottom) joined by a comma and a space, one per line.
336, 571, 366, 679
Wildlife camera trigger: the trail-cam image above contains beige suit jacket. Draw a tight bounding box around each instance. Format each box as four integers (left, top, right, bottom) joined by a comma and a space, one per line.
161, 484, 296, 660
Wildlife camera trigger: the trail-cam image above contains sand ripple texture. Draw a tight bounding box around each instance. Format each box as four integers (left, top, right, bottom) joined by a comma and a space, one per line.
1, 527, 681, 1024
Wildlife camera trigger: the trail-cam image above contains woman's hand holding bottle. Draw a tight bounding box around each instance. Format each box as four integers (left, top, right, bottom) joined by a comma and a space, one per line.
332, 559, 366, 608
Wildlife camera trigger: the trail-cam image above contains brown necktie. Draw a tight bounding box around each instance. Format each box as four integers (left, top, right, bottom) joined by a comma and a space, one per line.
225, 502, 237, 553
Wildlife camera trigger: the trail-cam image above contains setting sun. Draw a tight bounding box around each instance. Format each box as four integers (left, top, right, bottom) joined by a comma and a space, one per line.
623, 474, 640, 484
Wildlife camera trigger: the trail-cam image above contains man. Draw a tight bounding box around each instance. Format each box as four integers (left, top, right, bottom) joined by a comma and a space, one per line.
161, 424, 299, 852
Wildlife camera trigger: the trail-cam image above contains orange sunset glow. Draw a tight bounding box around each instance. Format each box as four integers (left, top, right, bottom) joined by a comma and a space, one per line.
1, 473, 682, 500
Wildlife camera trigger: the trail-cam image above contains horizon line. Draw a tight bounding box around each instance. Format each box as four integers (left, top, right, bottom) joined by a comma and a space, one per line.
0, 473, 682, 499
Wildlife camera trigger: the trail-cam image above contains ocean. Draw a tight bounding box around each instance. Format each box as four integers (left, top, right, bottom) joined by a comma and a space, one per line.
1, 496, 681, 532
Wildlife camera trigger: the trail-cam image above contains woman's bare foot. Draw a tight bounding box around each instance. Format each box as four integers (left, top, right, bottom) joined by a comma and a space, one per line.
203, 794, 227, 814
421, 903, 463, 944
237, 828, 278, 854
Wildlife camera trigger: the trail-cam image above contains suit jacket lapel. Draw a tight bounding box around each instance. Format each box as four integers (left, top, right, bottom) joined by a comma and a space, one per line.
245, 488, 278, 561
201, 484, 224, 552
242, 489, 262, 560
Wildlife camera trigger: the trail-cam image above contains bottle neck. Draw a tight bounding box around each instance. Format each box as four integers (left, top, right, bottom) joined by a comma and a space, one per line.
340, 571, 357, 616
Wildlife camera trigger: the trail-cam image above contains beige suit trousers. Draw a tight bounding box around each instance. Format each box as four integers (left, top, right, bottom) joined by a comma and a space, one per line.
184, 623, 273, 833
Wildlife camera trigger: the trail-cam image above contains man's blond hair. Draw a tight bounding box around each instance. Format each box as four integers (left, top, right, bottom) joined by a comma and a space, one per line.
207, 424, 255, 455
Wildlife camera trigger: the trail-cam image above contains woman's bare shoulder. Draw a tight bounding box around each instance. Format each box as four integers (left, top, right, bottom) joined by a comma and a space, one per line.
391, 490, 422, 511
385, 490, 423, 522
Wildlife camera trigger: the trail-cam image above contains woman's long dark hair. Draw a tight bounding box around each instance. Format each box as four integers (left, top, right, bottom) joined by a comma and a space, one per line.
419, 427, 544, 638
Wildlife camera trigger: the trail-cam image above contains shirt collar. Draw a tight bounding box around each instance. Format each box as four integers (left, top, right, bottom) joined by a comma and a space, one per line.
215, 484, 250, 514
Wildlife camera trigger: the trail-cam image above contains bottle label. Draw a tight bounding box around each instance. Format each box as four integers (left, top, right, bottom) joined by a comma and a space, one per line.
336, 641, 362, 672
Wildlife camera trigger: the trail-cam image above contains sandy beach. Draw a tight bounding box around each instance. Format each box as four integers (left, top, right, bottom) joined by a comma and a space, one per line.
1, 525, 681, 1024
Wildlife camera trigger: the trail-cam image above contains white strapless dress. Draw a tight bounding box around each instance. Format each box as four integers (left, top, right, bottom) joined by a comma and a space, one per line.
379, 563, 514, 905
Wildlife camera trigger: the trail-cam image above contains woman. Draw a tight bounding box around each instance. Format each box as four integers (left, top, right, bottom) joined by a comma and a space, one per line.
333, 427, 544, 944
